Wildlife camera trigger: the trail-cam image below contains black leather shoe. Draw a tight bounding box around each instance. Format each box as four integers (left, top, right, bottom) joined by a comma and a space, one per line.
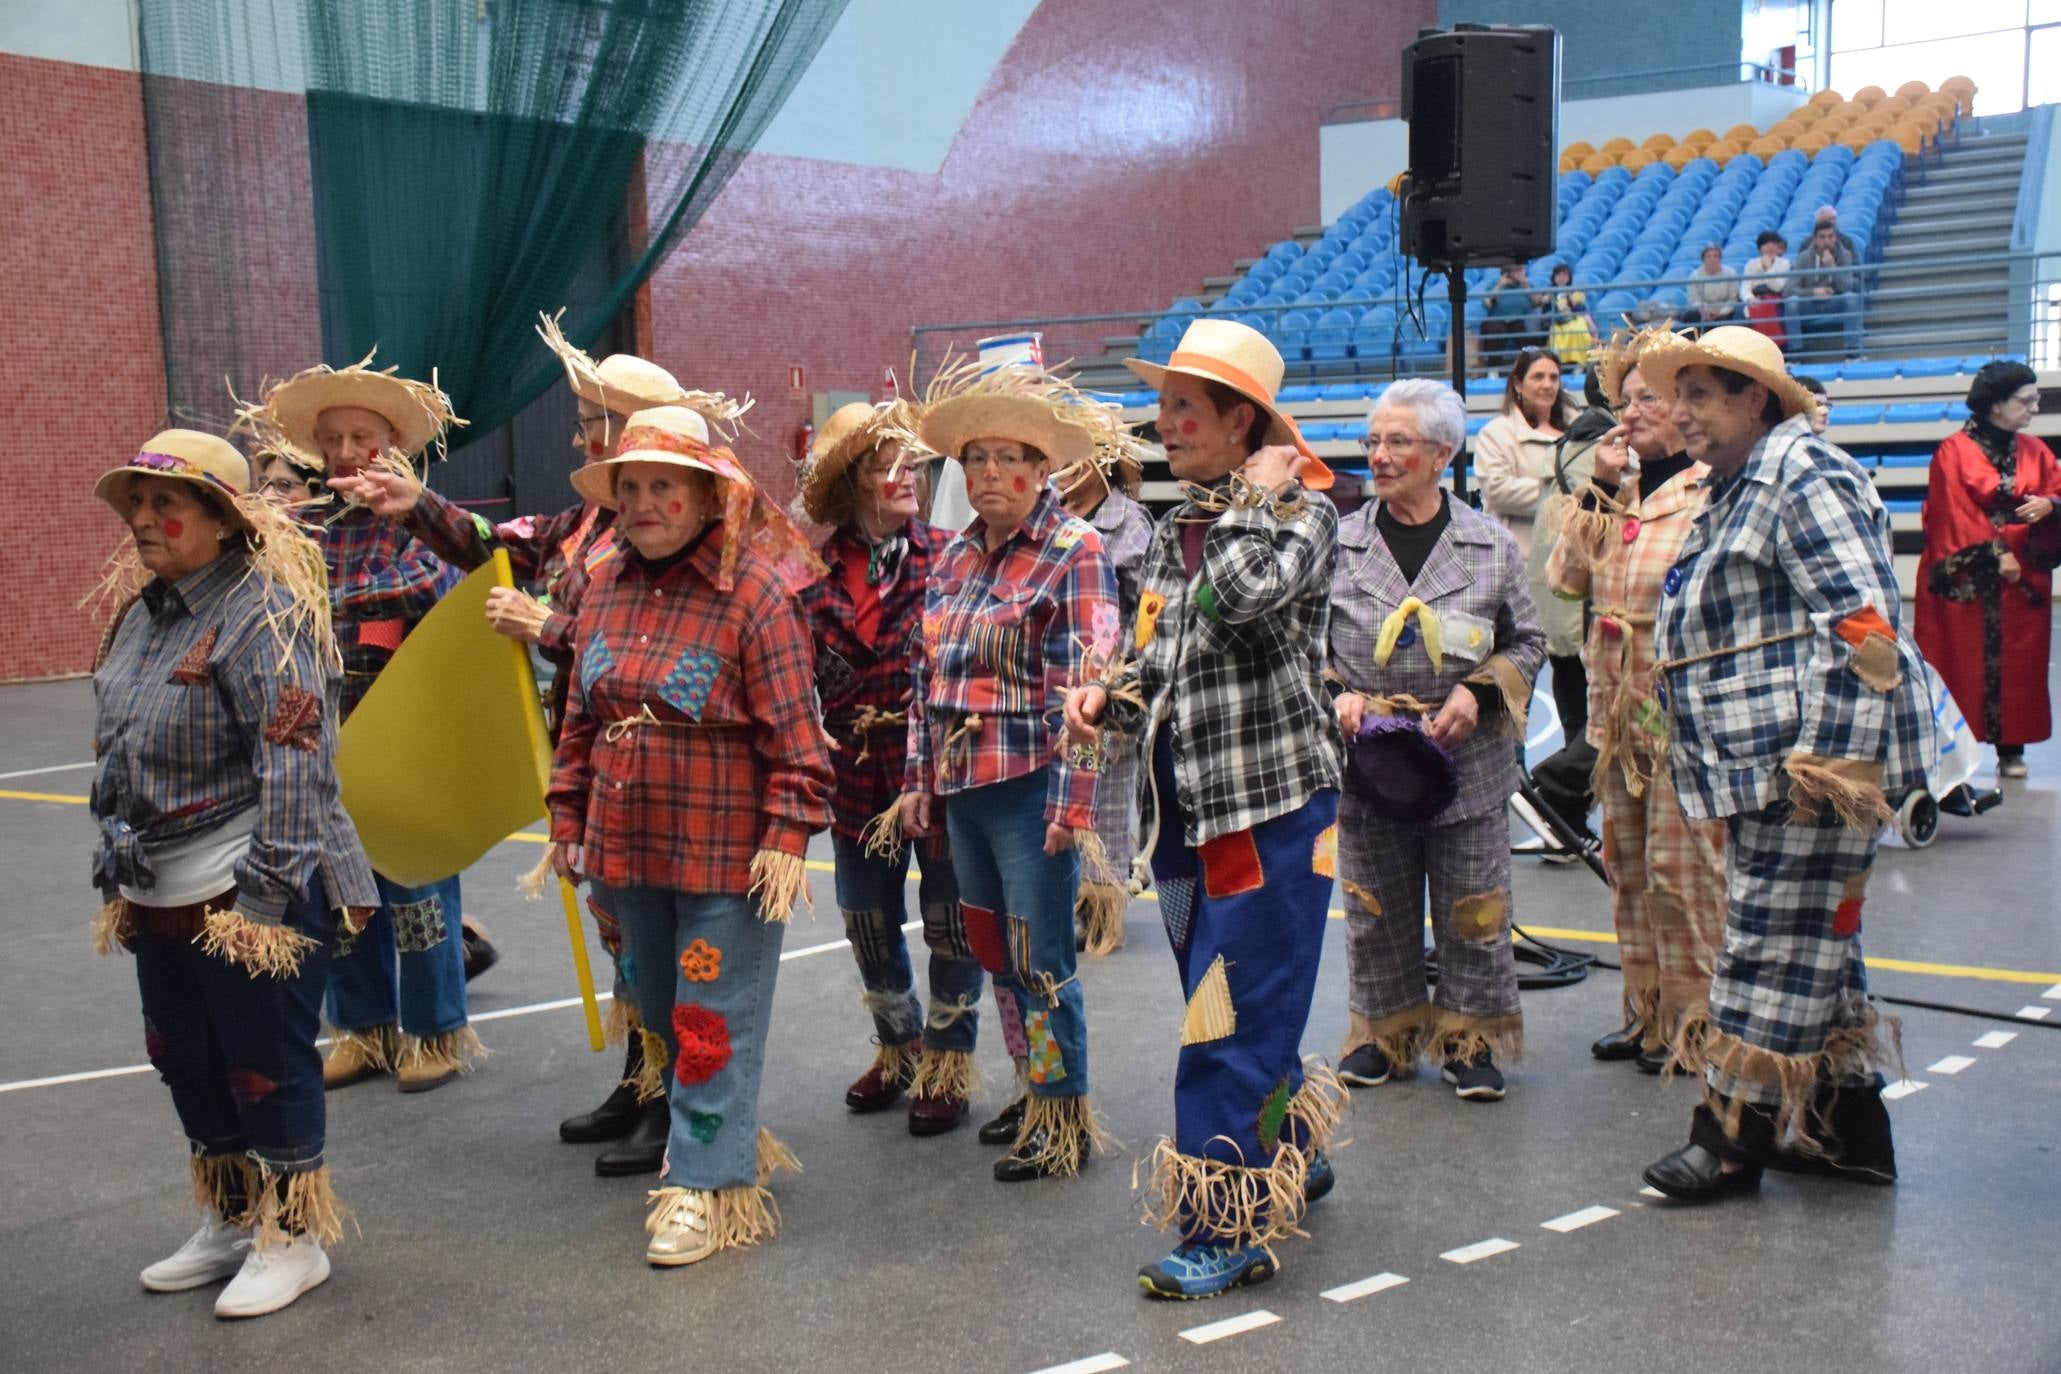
1592, 1022, 1645, 1060
993, 1128, 1063, 1182
1635, 1043, 1669, 1075
1642, 1143, 1763, 1201
595, 1099, 668, 1177
978, 1096, 1027, 1146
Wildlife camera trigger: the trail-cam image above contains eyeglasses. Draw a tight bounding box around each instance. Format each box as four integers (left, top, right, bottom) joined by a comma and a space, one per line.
1356, 433, 1434, 456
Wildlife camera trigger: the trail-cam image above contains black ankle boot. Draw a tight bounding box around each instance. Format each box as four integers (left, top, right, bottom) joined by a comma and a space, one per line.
560, 1039, 644, 1144
595, 1098, 668, 1177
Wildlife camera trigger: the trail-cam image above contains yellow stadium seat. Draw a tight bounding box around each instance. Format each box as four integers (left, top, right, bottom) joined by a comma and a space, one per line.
1562, 140, 1595, 160
1619, 147, 1657, 172
1661, 143, 1700, 170
1809, 89, 1845, 110
1852, 84, 1888, 106
1601, 136, 1635, 155
1895, 79, 1931, 100
1642, 131, 1675, 152
1723, 123, 1761, 143
1580, 152, 1616, 175
1748, 135, 1789, 159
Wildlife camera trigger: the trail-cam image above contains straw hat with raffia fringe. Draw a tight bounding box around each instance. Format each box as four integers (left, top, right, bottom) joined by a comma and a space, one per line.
796, 398, 927, 526
1634, 325, 1816, 420
534, 309, 751, 435
916, 355, 1102, 472
261, 350, 464, 468
1121, 317, 1334, 491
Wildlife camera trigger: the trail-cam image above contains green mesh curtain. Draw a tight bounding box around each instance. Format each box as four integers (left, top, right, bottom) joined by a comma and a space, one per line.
137, 0, 848, 464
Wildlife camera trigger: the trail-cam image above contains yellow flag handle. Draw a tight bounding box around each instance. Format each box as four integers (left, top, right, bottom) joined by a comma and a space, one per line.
558, 877, 604, 1052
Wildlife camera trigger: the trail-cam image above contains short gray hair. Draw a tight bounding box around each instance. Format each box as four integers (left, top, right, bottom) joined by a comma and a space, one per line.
1369, 378, 1467, 458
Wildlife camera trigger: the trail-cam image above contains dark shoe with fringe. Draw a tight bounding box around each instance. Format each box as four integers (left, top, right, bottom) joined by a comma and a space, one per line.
1339, 1044, 1393, 1087
977, 1096, 1027, 1145
595, 1099, 668, 1178
1642, 1143, 1763, 1201
560, 1040, 642, 1143
908, 1092, 967, 1137
993, 1128, 1064, 1182
1304, 1149, 1335, 1205
1591, 1022, 1645, 1060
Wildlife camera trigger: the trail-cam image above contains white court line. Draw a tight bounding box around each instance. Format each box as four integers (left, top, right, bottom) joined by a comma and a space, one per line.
2016, 1006, 2052, 1021
1028, 1356, 1129, 1374
2043, 983, 2061, 1001
1882, 1079, 1929, 1101
1322, 1272, 1409, 1303
1440, 1238, 1519, 1264
1973, 1030, 2018, 1049
1541, 1205, 1619, 1233
1179, 1310, 1281, 1344
1926, 1055, 1977, 1076
0, 760, 95, 780
0, 918, 906, 1095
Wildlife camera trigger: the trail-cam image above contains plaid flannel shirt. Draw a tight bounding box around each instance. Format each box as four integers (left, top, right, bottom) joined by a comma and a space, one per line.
1657, 415, 1934, 821
906, 487, 1114, 830
311, 500, 460, 717
796, 521, 949, 841
90, 551, 378, 921
1111, 479, 1344, 848
547, 523, 833, 893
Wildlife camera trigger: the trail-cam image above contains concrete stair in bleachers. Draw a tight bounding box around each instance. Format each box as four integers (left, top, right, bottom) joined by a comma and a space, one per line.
1861, 130, 2026, 358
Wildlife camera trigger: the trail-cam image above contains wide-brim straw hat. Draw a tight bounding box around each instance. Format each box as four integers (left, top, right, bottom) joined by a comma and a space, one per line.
535, 310, 750, 431
1635, 325, 1815, 420
1121, 318, 1334, 491
796, 398, 926, 524
262, 350, 463, 467
95, 430, 255, 534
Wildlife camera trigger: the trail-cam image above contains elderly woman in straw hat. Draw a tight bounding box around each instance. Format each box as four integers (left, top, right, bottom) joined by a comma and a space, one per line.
1545, 327, 1726, 1075
1064, 318, 1347, 1299
88, 430, 378, 1318
792, 399, 989, 1136
253, 356, 480, 1095
1634, 326, 1931, 1202
883, 361, 1118, 1184
1327, 379, 1546, 1107
326, 316, 737, 1173
545, 404, 832, 1266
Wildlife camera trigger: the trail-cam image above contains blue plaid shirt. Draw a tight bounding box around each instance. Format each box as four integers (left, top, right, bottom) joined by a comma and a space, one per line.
1657, 415, 1934, 820
90, 551, 379, 923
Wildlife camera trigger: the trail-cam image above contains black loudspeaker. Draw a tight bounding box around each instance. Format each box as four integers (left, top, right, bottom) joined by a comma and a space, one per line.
1399, 24, 1561, 267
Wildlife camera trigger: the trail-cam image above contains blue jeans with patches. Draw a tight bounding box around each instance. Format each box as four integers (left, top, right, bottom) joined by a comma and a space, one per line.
135, 880, 333, 1175
943, 769, 1088, 1098
326, 872, 468, 1039
831, 832, 984, 1055
600, 883, 783, 1192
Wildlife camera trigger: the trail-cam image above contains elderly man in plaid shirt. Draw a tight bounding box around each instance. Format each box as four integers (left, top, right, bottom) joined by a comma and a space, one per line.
1634, 328, 1932, 1203
1068, 319, 1347, 1300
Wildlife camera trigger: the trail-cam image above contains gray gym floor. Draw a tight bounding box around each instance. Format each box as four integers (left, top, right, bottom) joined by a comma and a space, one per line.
3, 641, 2059, 1374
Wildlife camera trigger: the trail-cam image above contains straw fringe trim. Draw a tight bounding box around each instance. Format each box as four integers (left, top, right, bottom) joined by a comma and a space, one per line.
196, 908, 320, 979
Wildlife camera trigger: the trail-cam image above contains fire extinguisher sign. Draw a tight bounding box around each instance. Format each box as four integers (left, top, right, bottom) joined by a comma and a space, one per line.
788, 365, 805, 391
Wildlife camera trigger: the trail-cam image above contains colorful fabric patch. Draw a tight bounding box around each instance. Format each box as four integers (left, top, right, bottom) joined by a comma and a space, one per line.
1179, 954, 1237, 1046
1199, 828, 1264, 899
262, 684, 323, 753
579, 631, 616, 695
671, 1004, 733, 1086
686, 1109, 724, 1144
169, 627, 217, 685
1311, 823, 1338, 878
227, 1067, 278, 1109
993, 983, 1029, 1059
659, 648, 723, 721
1135, 588, 1168, 650
961, 903, 1008, 974
1256, 1076, 1293, 1154
679, 938, 721, 982
1158, 876, 1197, 952
1025, 1008, 1067, 1084
393, 896, 447, 954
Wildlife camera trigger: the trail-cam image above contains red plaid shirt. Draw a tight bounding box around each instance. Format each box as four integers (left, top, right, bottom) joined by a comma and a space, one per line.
547, 522, 832, 894
795, 521, 949, 842
907, 487, 1115, 830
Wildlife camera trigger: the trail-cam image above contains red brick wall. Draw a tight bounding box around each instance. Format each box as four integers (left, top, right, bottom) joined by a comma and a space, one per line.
0, 55, 167, 680
645, 0, 1431, 494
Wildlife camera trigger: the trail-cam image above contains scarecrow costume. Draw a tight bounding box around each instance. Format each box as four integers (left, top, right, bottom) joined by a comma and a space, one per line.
1544, 327, 1726, 1071
250, 355, 484, 1094
547, 405, 831, 1266
1637, 328, 1933, 1198
1100, 319, 1349, 1298
793, 398, 988, 1132
89, 431, 378, 1318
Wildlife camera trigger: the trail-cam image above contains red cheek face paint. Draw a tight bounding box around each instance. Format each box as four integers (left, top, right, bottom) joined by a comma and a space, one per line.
162, 518, 185, 538
1012, 476, 1027, 493
1179, 420, 1199, 436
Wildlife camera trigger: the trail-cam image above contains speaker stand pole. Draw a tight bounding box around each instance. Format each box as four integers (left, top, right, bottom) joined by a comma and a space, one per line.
1447, 263, 1472, 504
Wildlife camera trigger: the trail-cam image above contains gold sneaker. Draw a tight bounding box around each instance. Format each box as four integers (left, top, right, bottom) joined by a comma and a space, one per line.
644, 1188, 718, 1267
321, 1030, 391, 1090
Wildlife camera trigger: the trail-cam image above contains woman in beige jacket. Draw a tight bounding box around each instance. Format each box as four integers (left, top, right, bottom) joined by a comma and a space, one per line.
1473, 347, 1575, 560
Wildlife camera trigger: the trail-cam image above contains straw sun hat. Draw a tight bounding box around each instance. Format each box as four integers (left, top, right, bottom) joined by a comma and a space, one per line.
1121, 318, 1334, 491
260, 349, 464, 469
1634, 325, 1815, 420
94, 430, 255, 532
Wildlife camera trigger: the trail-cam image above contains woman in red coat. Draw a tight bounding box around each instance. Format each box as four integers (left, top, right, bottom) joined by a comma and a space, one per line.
1915, 361, 2059, 778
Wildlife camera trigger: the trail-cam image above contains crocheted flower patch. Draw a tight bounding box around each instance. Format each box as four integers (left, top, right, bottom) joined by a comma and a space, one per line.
671, 1004, 733, 1086
679, 939, 721, 983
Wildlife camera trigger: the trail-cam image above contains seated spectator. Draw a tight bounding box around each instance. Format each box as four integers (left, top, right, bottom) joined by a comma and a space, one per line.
1546, 264, 1597, 366
1688, 245, 1741, 325
1742, 231, 1791, 347
1479, 264, 1542, 369
1792, 221, 1862, 360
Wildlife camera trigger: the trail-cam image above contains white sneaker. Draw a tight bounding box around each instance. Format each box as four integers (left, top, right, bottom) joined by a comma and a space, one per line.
140, 1219, 252, 1292
645, 1188, 719, 1267
213, 1235, 330, 1319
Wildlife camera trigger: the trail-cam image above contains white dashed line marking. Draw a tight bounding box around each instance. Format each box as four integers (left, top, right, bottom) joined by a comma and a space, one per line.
1322, 1272, 1410, 1303
1440, 1238, 1520, 1264
1973, 1031, 2018, 1049
1179, 1310, 1281, 1344
2016, 1006, 2052, 1021
1927, 1055, 1977, 1075
1541, 1205, 1619, 1233
1882, 1079, 1929, 1100
1030, 1355, 1129, 1374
